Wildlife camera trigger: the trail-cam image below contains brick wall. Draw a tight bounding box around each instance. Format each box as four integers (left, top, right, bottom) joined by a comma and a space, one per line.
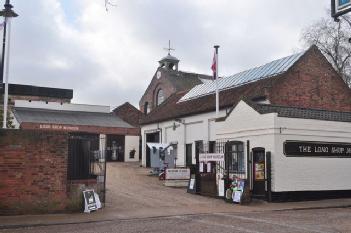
269, 46, 351, 112
0, 129, 68, 215
139, 68, 177, 112
113, 102, 142, 128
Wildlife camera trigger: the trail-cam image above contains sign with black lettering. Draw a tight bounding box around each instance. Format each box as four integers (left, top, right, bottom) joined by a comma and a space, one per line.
284, 141, 351, 157
83, 190, 98, 213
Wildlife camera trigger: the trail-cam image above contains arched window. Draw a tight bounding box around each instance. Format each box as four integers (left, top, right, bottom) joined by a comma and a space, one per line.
144, 102, 150, 114
156, 89, 164, 106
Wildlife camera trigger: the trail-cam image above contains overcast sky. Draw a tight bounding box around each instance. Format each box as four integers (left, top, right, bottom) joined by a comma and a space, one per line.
7, 0, 330, 108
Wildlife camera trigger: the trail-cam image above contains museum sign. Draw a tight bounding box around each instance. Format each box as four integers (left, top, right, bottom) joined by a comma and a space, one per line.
284, 141, 351, 157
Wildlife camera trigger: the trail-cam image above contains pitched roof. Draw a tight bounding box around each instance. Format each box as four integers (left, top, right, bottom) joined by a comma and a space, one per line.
14, 107, 135, 129
167, 70, 212, 91
248, 102, 351, 123
180, 51, 305, 102
140, 75, 276, 125
113, 102, 142, 127
140, 49, 312, 125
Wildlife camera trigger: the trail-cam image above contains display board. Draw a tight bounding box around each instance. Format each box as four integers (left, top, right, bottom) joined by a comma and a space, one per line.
165, 168, 190, 180
187, 178, 196, 194
83, 190, 98, 213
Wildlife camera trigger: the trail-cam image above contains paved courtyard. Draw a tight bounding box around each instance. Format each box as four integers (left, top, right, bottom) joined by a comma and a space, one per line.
1, 162, 351, 232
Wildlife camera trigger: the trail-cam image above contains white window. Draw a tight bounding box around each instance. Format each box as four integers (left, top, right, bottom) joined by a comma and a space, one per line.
156, 89, 164, 106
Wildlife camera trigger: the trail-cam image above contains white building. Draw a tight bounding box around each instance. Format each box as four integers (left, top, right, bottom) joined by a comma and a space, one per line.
140, 46, 351, 201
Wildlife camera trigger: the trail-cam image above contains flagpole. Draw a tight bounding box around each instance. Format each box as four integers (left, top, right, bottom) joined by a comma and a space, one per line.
0, 15, 6, 83
214, 45, 220, 118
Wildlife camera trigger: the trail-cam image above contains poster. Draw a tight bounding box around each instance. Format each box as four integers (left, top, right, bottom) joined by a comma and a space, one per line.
189, 179, 195, 189
218, 179, 225, 197
199, 162, 204, 172
83, 190, 98, 213
255, 163, 265, 180
232, 191, 242, 203
207, 163, 211, 173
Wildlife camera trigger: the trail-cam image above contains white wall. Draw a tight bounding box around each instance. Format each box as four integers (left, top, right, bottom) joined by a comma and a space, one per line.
141, 110, 226, 167
217, 100, 351, 192
124, 135, 140, 162
273, 117, 351, 192
216, 101, 276, 181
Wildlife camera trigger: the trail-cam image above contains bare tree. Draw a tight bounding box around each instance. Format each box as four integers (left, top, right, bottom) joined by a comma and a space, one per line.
105, 0, 116, 11
0, 108, 14, 128
301, 15, 351, 87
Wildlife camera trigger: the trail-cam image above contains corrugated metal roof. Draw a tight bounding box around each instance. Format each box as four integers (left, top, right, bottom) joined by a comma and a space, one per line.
179, 51, 305, 102
13, 107, 135, 128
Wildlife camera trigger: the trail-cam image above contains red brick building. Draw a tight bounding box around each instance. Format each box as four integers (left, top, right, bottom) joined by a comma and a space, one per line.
141, 45, 351, 125
139, 52, 212, 114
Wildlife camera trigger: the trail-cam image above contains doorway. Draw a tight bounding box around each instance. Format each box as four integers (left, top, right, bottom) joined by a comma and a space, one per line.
145, 132, 160, 167
106, 135, 125, 162
252, 148, 266, 198
186, 144, 192, 167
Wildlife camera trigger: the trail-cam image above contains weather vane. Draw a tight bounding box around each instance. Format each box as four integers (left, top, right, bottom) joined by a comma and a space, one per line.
164, 40, 175, 55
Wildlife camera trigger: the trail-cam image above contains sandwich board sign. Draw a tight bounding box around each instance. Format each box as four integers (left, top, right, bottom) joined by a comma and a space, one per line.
83, 190, 98, 213
332, 0, 351, 19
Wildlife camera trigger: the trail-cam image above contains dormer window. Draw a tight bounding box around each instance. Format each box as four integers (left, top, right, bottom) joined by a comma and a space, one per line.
156, 89, 164, 106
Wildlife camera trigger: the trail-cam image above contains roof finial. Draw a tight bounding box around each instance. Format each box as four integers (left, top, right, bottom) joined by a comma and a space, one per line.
164, 40, 175, 55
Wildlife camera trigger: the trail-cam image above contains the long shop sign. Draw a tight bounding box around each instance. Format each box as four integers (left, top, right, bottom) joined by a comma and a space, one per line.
284, 141, 351, 157
199, 153, 225, 162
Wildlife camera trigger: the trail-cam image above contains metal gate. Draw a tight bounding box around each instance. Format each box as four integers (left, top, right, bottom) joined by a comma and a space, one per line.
195, 140, 226, 197
195, 140, 248, 198
68, 134, 106, 207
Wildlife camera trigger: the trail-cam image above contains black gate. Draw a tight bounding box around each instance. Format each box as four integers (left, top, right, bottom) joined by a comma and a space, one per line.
195, 140, 226, 197
195, 140, 249, 198
68, 133, 106, 206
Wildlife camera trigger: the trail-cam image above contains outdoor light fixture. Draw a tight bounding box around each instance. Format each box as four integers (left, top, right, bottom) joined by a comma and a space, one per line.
1, 0, 18, 129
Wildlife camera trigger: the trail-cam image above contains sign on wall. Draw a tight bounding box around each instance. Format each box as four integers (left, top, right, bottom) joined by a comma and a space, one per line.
332, 0, 351, 19
284, 141, 351, 157
165, 168, 190, 180
39, 124, 79, 131
199, 153, 224, 162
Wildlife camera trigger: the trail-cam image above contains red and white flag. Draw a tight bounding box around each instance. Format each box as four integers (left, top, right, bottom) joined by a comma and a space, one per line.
0, 21, 5, 31
211, 51, 217, 79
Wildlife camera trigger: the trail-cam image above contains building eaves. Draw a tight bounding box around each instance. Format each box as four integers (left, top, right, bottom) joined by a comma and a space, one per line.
13, 107, 136, 129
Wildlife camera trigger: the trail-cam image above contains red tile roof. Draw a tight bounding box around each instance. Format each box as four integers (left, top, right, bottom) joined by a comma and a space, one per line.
113, 102, 142, 127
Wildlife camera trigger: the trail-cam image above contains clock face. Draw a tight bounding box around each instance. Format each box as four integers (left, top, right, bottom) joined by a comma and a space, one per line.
156, 71, 161, 79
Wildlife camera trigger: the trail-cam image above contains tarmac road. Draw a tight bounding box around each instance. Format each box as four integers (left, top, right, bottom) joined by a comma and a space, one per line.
1, 207, 351, 233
